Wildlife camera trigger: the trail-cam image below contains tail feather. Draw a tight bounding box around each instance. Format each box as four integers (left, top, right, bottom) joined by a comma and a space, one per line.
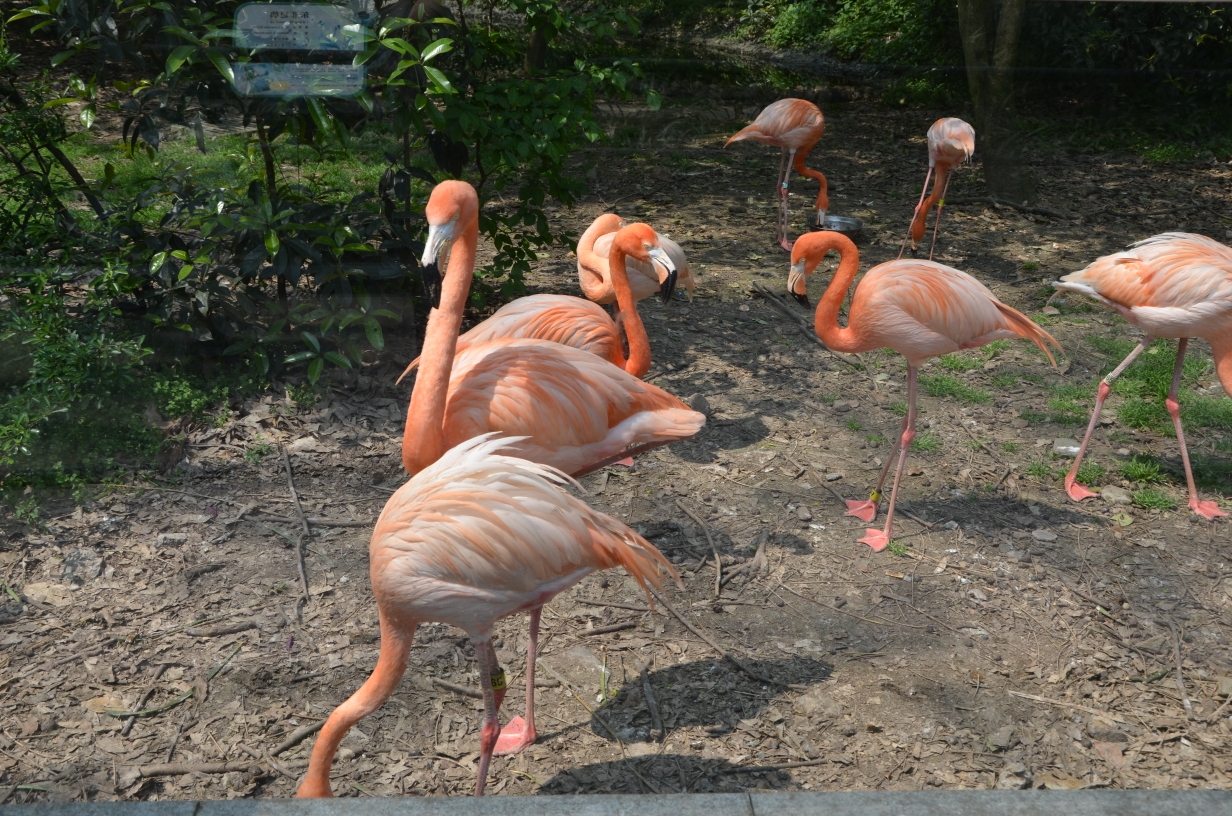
395, 356, 421, 386
725, 123, 763, 146
994, 302, 1062, 367
590, 517, 684, 603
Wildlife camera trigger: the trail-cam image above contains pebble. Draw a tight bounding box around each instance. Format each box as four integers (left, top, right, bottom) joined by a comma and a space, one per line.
833, 400, 859, 412
156, 533, 188, 545
688, 393, 711, 415
1115, 447, 1131, 456
1031, 529, 1058, 542
1100, 485, 1133, 505
825, 472, 843, 481
1051, 438, 1081, 457
796, 506, 813, 521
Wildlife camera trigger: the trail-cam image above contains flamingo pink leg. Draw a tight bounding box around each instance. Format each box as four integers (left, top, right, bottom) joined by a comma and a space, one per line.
927, 174, 953, 262
901, 166, 934, 260
846, 414, 907, 522
473, 636, 503, 796
779, 148, 798, 252
860, 367, 918, 551
1164, 339, 1228, 520
1064, 338, 1150, 502
495, 607, 540, 755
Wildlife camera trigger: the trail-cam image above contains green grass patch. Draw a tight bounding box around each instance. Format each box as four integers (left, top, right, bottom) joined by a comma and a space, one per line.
846, 418, 862, 431
990, 372, 1018, 389
1020, 409, 1048, 424
1120, 455, 1164, 484
1002, 442, 1020, 453
1046, 383, 1095, 425
920, 373, 991, 404
1026, 460, 1055, 481
937, 353, 982, 373
911, 430, 941, 452
1076, 461, 1106, 485
889, 401, 908, 416
1085, 336, 1228, 433
1133, 488, 1177, 511
982, 340, 1012, 358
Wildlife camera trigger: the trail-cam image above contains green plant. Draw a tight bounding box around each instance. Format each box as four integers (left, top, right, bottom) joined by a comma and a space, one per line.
866, 433, 886, 444
937, 353, 981, 373
887, 539, 909, 556
246, 436, 273, 464
1121, 455, 1164, 484
846, 418, 862, 431
1046, 383, 1095, 425
14, 495, 39, 524
1132, 488, 1176, 511
1002, 442, 1020, 453
989, 372, 1018, 388
1026, 460, 1054, 480
288, 381, 319, 411
1076, 461, 1106, 485
889, 401, 908, 416
982, 340, 1011, 358
920, 373, 991, 404
1021, 261, 1040, 272
911, 430, 940, 451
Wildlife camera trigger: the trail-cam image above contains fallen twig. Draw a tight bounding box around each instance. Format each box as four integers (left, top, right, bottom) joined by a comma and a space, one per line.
51, 637, 117, 668
121, 663, 169, 737
279, 445, 312, 609
581, 621, 638, 636
252, 512, 369, 529
238, 743, 297, 781
721, 756, 830, 774
164, 711, 192, 763
105, 642, 242, 719
184, 621, 259, 638
270, 720, 325, 757
1167, 620, 1193, 716
123, 760, 259, 783
184, 563, 226, 583
675, 499, 721, 597
640, 663, 664, 742
1007, 690, 1127, 723
576, 598, 651, 613
432, 677, 482, 699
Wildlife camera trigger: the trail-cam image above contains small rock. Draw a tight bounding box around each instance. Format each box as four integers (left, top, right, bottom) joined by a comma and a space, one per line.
1010, 418, 1029, 428
1042, 306, 1060, 316
688, 393, 711, 415
796, 506, 813, 521
987, 725, 1017, 752
825, 472, 843, 481
1100, 485, 1132, 505
1088, 724, 1128, 743
728, 204, 747, 214
157, 533, 189, 545
792, 687, 843, 719
1031, 529, 1058, 542
833, 400, 854, 412
1115, 447, 1131, 456
1052, 438, 1081, 457
1216, 676, 1232, 698
983, 361, 999, 371
969, 588, 989, 601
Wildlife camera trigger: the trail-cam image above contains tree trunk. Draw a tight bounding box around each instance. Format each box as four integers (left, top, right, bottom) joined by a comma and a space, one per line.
524, 27, 549, 73
956, 0, 1034, 204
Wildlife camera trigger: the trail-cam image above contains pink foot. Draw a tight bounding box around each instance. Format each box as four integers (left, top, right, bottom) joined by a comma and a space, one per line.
844, 499, 877, 523
613, 457, 635, 467
858, 528, 889, 552
1190, 499, 1228, 520
1065, 478, 1098, 502
779, 238, 795, 252
493, 716, 536, 755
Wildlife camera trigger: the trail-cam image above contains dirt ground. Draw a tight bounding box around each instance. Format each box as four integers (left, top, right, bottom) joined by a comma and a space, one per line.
3, 87, 1232, 804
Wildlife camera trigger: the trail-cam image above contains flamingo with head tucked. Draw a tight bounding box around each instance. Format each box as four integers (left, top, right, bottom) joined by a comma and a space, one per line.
726, 98, 828, 252
295, 434, 681, 798
577, 213, 695, 304
901, 117, 975, 261
790, 231, 1060, 550
1053, 232, 1232, 520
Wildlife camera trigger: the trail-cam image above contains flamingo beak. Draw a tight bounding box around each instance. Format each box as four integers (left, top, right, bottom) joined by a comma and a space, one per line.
787, 260, 810, 308
420, 221, 454, 309
649, 246, 677, 303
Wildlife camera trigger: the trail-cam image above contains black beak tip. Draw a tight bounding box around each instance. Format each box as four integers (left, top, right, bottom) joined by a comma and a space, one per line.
792, 291, 811, 308
421, 261, 442, 307
660, 270, 678, 304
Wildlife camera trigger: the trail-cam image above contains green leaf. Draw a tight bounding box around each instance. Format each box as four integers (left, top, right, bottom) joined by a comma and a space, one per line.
264, 229, 280, 256
166, 44, 197, 74
364, 317, 384, 351
80, 104, 95, 129
300, 331, 322, 354
283, 351, 316, 364
254, 347, 270, 375
647, 89, 663, 112
423, 66, 452, 94
323, 351, 352, 368
420, 38, 453, 62
371, 309, 401, 320
50, 50, 76, 67
149, 251, 169, 274
307, 358, 324, 384
206, 50, 235, 86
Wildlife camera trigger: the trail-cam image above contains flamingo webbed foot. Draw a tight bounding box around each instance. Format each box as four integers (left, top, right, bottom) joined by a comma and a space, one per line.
1190, 499, 1228, 520
493, 715, 537, 755
844, 499, 877, 523
779, 238, 795, 252
1064, 478, 1098, 502
612, 457, 635, 468
859, 528, 890, 552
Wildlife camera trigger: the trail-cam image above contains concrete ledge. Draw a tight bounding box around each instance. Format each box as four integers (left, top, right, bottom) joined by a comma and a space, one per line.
4, 791, 1231, 816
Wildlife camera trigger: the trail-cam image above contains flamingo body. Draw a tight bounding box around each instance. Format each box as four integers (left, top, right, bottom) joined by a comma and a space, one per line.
579, 214, 695, 304
905, 117, 975, 259
1053, 232, 1232, 519
297, 434, 680, 798
726, 98, 828, 251
792, 231, 1059, 550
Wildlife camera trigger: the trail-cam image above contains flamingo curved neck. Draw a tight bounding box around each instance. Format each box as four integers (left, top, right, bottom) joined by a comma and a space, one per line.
812, 235, 863, 354
402, 219, 477, 475
609, 246, 651, 378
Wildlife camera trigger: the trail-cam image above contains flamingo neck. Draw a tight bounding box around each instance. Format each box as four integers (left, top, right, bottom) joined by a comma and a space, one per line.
910, 164, 949, 240
401, 219, 476, 475
609, 247, 650, 377
792, 151, 828, 212
812, 234, 863, 353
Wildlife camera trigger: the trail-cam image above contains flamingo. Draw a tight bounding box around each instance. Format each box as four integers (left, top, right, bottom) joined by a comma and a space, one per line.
790, 231, 1060, 550
901, 117, 975, 261
397, 220, 678, 382
577, 213, 695, 304
725, 98, 828, 252
295, 434, 682, 797
1053, 232, 1232, 519
401, 180, 705, 481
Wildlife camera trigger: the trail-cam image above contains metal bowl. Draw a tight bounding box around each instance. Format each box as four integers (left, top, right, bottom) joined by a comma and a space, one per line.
811, 214, 864, 239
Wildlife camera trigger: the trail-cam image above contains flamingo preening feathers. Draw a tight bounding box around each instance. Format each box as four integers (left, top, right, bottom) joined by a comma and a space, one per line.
726, 98, 828, 252
398, 219, 680, 381
1053, 232, 1232, 519
399, 180, 705, 480
577, 213, 695, 304
791, 231, 1061, 550
295, 434, 682, 797
901, 117, 975, 261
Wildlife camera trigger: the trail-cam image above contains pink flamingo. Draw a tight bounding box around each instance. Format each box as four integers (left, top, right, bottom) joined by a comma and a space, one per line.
577, 213, 695, 304
791, 231, 1060, 550
398, 220, 678, 381
1053, 232, 1232, 519
726, 98, 828, 251
295, 434, 681, 797
401, 181, 705, 481
901, 117, 975, 261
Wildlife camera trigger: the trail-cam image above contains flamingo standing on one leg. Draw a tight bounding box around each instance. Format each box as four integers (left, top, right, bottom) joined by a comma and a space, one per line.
295, 434, 682, 798
578, 213, 695, 303
900, 117, 975, 261
1053, 232, 1232, 519
397, 221, 679, 381
725, 98, 828, 252
790, 231, 1060, 550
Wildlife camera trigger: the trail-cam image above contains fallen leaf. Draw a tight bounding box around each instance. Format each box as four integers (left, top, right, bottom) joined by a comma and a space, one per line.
83, 694, 125, 714
1038, 771, 1085, 790
1092, 740, 1127, 768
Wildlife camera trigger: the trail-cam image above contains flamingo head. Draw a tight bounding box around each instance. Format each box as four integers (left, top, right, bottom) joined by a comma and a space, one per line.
421, 180, 478, 308
614, 222, 677, 303
787, 256, 810, 308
